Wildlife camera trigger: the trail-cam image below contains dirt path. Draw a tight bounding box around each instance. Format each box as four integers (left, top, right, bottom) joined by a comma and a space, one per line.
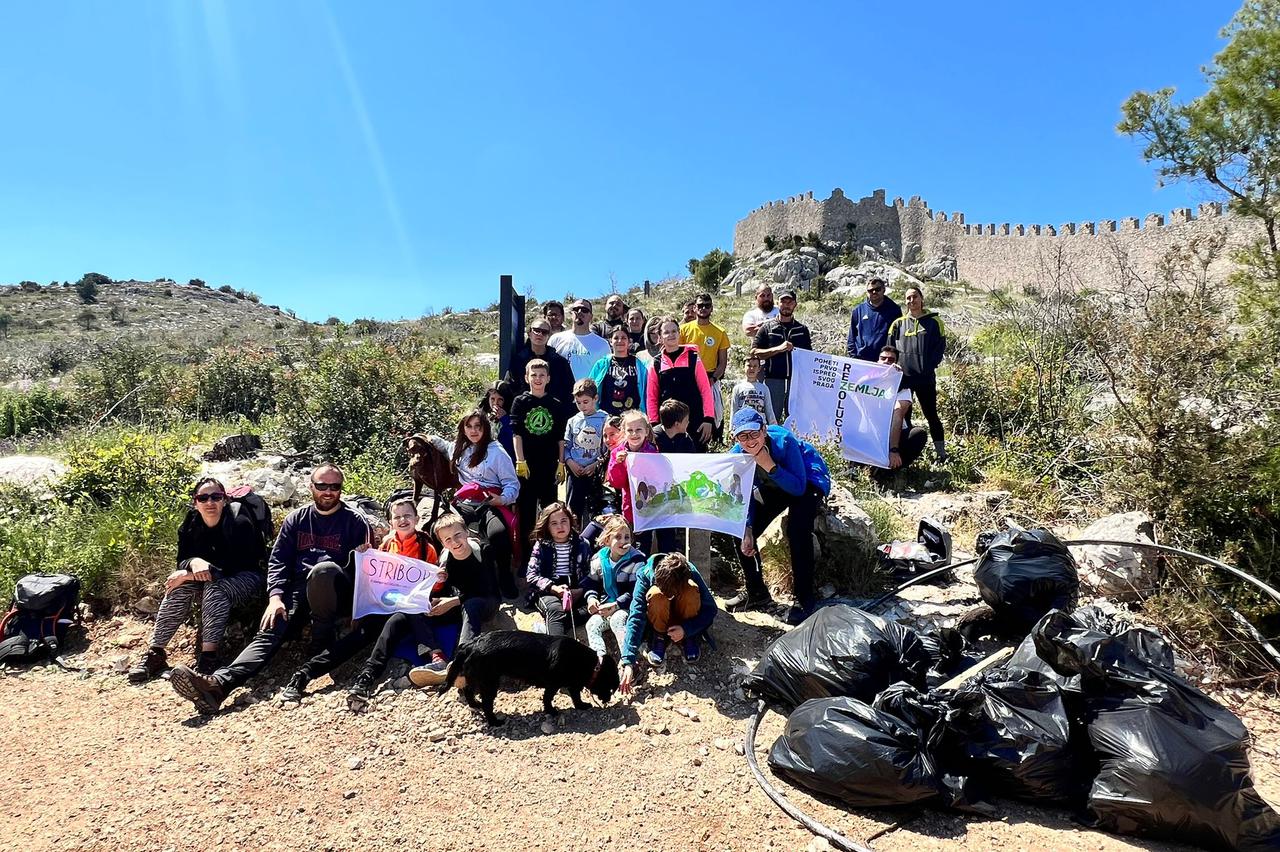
3, 601, 1276, 852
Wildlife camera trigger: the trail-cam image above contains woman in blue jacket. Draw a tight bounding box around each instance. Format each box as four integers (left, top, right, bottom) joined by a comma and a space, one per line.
725, 408, 830, 626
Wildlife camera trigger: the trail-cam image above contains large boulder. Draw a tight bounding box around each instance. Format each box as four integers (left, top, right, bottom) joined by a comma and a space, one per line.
242, 467, 297, 506
1069, 512, 1158, 598
771, 253, 821, 290
0, 454, 67, 496
826, 262, 925, 297
906, 255, 958, 282
757, 483, 878, 598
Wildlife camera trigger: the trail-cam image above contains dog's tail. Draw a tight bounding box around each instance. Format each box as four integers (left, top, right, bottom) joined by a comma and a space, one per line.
442, 643, 470, 692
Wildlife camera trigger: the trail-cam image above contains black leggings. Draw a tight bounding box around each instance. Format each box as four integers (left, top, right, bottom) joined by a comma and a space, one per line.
911, 374, 944, 443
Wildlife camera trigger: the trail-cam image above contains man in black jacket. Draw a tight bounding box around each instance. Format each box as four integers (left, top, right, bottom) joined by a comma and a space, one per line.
751, 288, 812, 422
169, 464, 372, 715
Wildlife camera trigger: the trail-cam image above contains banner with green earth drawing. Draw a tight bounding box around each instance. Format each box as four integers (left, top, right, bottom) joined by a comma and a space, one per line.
626, 452, 757, 537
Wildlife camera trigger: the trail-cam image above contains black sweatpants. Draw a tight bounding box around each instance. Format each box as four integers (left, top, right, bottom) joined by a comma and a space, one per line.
457, 502, 515, 598
739, 483, 822, 610
517, 461, 559, 558
911, 374, 945, 443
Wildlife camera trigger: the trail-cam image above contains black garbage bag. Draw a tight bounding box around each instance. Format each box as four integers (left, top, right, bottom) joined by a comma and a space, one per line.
742, 605, 932, 711
1035, 609, 1280, 851
918, 627, 979, 689
973, 529, 1079, 635
946, 666, 1087, 804
768, 693, 971, 809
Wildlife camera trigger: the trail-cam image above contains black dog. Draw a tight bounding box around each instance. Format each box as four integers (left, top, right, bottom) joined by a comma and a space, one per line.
444, 631, 620, 726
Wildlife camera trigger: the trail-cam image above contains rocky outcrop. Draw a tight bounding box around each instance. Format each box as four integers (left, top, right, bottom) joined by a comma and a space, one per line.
757, 483, 878, 597
1069, 511, 1158, 598
0, 454, 67, 496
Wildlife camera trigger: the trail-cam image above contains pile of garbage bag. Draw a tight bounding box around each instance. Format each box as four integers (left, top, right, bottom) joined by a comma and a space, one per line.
755, 604, 1280, 851
973, 528, 1079, 635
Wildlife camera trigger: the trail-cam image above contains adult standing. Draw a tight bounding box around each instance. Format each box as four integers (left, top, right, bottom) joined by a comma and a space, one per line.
741, 284, 779, 339
645, 316, 714, 447
750, 288, 812, 423
625, 307, 648, 354
169, 464, 372, 715
846, 277, 901, 361
591, 293, 628, 339
887, 285, 948, 461
505, 318, 575, 419
726, 408, 831, 626
679, 293, 730, 440
590, 325, 649, 417
550, 298, 611, 381
639, 316, 663, 365
542, 300, 566, 335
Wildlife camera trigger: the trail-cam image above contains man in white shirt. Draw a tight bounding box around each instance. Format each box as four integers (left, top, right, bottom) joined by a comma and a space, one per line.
549, 298, 611, 380
740, 284, 780, 339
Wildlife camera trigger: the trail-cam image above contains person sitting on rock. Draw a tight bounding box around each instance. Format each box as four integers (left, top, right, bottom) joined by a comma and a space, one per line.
169, 464, 372, 715
128, 476, 266, 682
524, 502, 593, 637
618, 552, 718, 694
583, 515, 646, 659
271, 496, 443, 707
725, 407, 831, 626
872, 344, 928, 483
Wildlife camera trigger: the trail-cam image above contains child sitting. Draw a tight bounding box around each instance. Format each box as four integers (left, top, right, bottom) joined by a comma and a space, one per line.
653, 399, 697, 453
583, 516, 646, 658
730, 355, 778, 425
524, 502, 593, 637
618, 552, 718, 694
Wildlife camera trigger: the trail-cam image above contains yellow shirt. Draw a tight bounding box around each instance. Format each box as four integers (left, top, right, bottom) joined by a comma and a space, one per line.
679, 320, 730, 375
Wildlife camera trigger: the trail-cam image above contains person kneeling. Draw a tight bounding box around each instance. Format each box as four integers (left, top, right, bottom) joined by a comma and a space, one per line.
618, 553, 717, 695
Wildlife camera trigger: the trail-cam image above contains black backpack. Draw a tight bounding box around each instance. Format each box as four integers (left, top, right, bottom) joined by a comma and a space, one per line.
225, 486, 275, 549
0, 573, 81, 664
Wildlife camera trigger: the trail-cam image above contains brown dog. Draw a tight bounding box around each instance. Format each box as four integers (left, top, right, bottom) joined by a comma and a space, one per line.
402, 433, 458, 524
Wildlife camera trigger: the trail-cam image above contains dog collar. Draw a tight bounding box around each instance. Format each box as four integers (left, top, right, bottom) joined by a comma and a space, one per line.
587, 658, 603, 689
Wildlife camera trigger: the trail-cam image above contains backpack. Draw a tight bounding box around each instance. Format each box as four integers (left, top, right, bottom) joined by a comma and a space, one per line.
225, 485, 275, 548
0, 573, 81, 664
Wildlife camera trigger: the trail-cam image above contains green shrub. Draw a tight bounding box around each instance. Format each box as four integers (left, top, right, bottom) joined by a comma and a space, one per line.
0, 385, 78, 438
56, 431, 198, 508
193, 349, 278, 422
71, 344, 191, 424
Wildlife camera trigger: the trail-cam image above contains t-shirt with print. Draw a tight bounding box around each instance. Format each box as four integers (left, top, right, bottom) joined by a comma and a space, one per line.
598, 355, 643, 415
679, 320, 730, 376
730, 379, 777, 425
564, 410, 608, 468
548, 330, 611, 380
510, 391, 566, 467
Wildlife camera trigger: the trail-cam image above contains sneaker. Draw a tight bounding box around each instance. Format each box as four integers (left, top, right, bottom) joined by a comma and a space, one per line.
682, 636, 701, 662
194, 650, 219, 676
725, 590, 774, 613
645, 638, 666, 666
127, 647, 168, 683
169, 665, 226, 715
347, 669, 378, 712
408, 659, 449, 688
278, 671, 308, 703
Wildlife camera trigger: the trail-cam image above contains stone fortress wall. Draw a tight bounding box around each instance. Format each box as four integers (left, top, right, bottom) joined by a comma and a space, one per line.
733, 188, 1264, 289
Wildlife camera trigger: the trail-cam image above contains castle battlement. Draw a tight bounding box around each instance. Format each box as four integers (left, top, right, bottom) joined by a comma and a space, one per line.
732, 189, 1258, 290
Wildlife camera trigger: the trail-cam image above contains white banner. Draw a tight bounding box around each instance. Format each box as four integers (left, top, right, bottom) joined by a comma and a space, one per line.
786, 348, 901, 468
628, 452, 756, 537
353, 550, 442, 619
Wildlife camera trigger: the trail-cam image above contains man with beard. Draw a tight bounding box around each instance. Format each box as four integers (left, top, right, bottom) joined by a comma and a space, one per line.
550, 298, 612, 381
751, 288, 812, 422
591, 293, 628, 339
846, 277, 901, 361
169, 464, 372, 715
740, 284, 779, 339
541, 300, 566, 335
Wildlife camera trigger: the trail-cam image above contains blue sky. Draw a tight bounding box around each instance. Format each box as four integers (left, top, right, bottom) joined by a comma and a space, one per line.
0, 2, 1241, 321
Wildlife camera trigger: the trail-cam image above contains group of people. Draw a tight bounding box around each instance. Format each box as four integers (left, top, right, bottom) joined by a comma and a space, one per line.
130, 282, 946, 714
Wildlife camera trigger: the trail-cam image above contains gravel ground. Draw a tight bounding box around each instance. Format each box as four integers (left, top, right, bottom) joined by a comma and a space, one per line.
3, 598, 1277, 852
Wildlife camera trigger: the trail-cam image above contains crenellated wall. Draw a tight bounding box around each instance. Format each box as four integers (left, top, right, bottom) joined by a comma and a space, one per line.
732, 189, 1264, 289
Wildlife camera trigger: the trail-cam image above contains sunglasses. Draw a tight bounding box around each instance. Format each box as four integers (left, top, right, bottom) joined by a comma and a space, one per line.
194, 492, 226, 504
530, 327, 550, 334
735, 428, 763, 440
696, 303, 712, 309
571, 306, 591, 313
312, 482, 343, 492
867, 287, 885, 294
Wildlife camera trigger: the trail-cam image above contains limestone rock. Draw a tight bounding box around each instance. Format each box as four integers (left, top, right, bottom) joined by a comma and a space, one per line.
1069, 512, 1158, 598
758, 483, 877, 597
906, 255, 959, 282
827, 262, 924, 297
242, 468, 296, 506
0, 454, 67, 494
771, 254, 820, 290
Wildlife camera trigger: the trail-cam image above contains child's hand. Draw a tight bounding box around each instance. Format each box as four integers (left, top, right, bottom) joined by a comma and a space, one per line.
587, 599, 600, 615
516, 460, 530, 478
616, 450, 627, 463
599, 602, 618, 617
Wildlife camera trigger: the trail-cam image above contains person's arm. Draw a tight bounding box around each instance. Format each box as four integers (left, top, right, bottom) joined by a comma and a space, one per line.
930, 317, 948, 370
175, 521, 198, 573
765, 432, 808, 496
846, 307, 859, 358
620, 564, 652, 667
713, 334, 729, 382
752, 325, 784, 360
606, 448, 629, 490
762, 385, 778, 425
644, 360, 660, 423
525, 543, 552, 593
265, 510, 298, 600
634, 359, 648, 406
488, 444, 521, 504
693, 357, 716, 424
888, 400, 908, 469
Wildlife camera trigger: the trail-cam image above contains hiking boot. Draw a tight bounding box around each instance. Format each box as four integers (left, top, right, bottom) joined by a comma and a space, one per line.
682, 635, 701, 663
645, 638, 666, 667
127, 647, 168, 683
347, 669, 378, 712
725, 590, 774, 613
169, 665, 226, 715
408, 657, 449, 688
279, 671, 308, 704
194, 650, 219, 676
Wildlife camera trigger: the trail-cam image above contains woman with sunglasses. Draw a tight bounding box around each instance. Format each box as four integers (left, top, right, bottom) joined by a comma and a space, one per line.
127, 477, 266, 682
503, 317, 576, 419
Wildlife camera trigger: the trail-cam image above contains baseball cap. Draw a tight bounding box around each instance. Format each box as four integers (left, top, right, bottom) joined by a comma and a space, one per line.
731, 407, 766, 436
569, 298, 591, 310
777, 288, 797, 300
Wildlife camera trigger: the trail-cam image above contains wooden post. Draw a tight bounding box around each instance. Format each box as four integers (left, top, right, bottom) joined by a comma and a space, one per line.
687, 528, 711, 575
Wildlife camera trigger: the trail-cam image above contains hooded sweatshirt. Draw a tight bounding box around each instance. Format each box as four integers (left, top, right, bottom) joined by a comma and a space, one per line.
887, 310, 947, 378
